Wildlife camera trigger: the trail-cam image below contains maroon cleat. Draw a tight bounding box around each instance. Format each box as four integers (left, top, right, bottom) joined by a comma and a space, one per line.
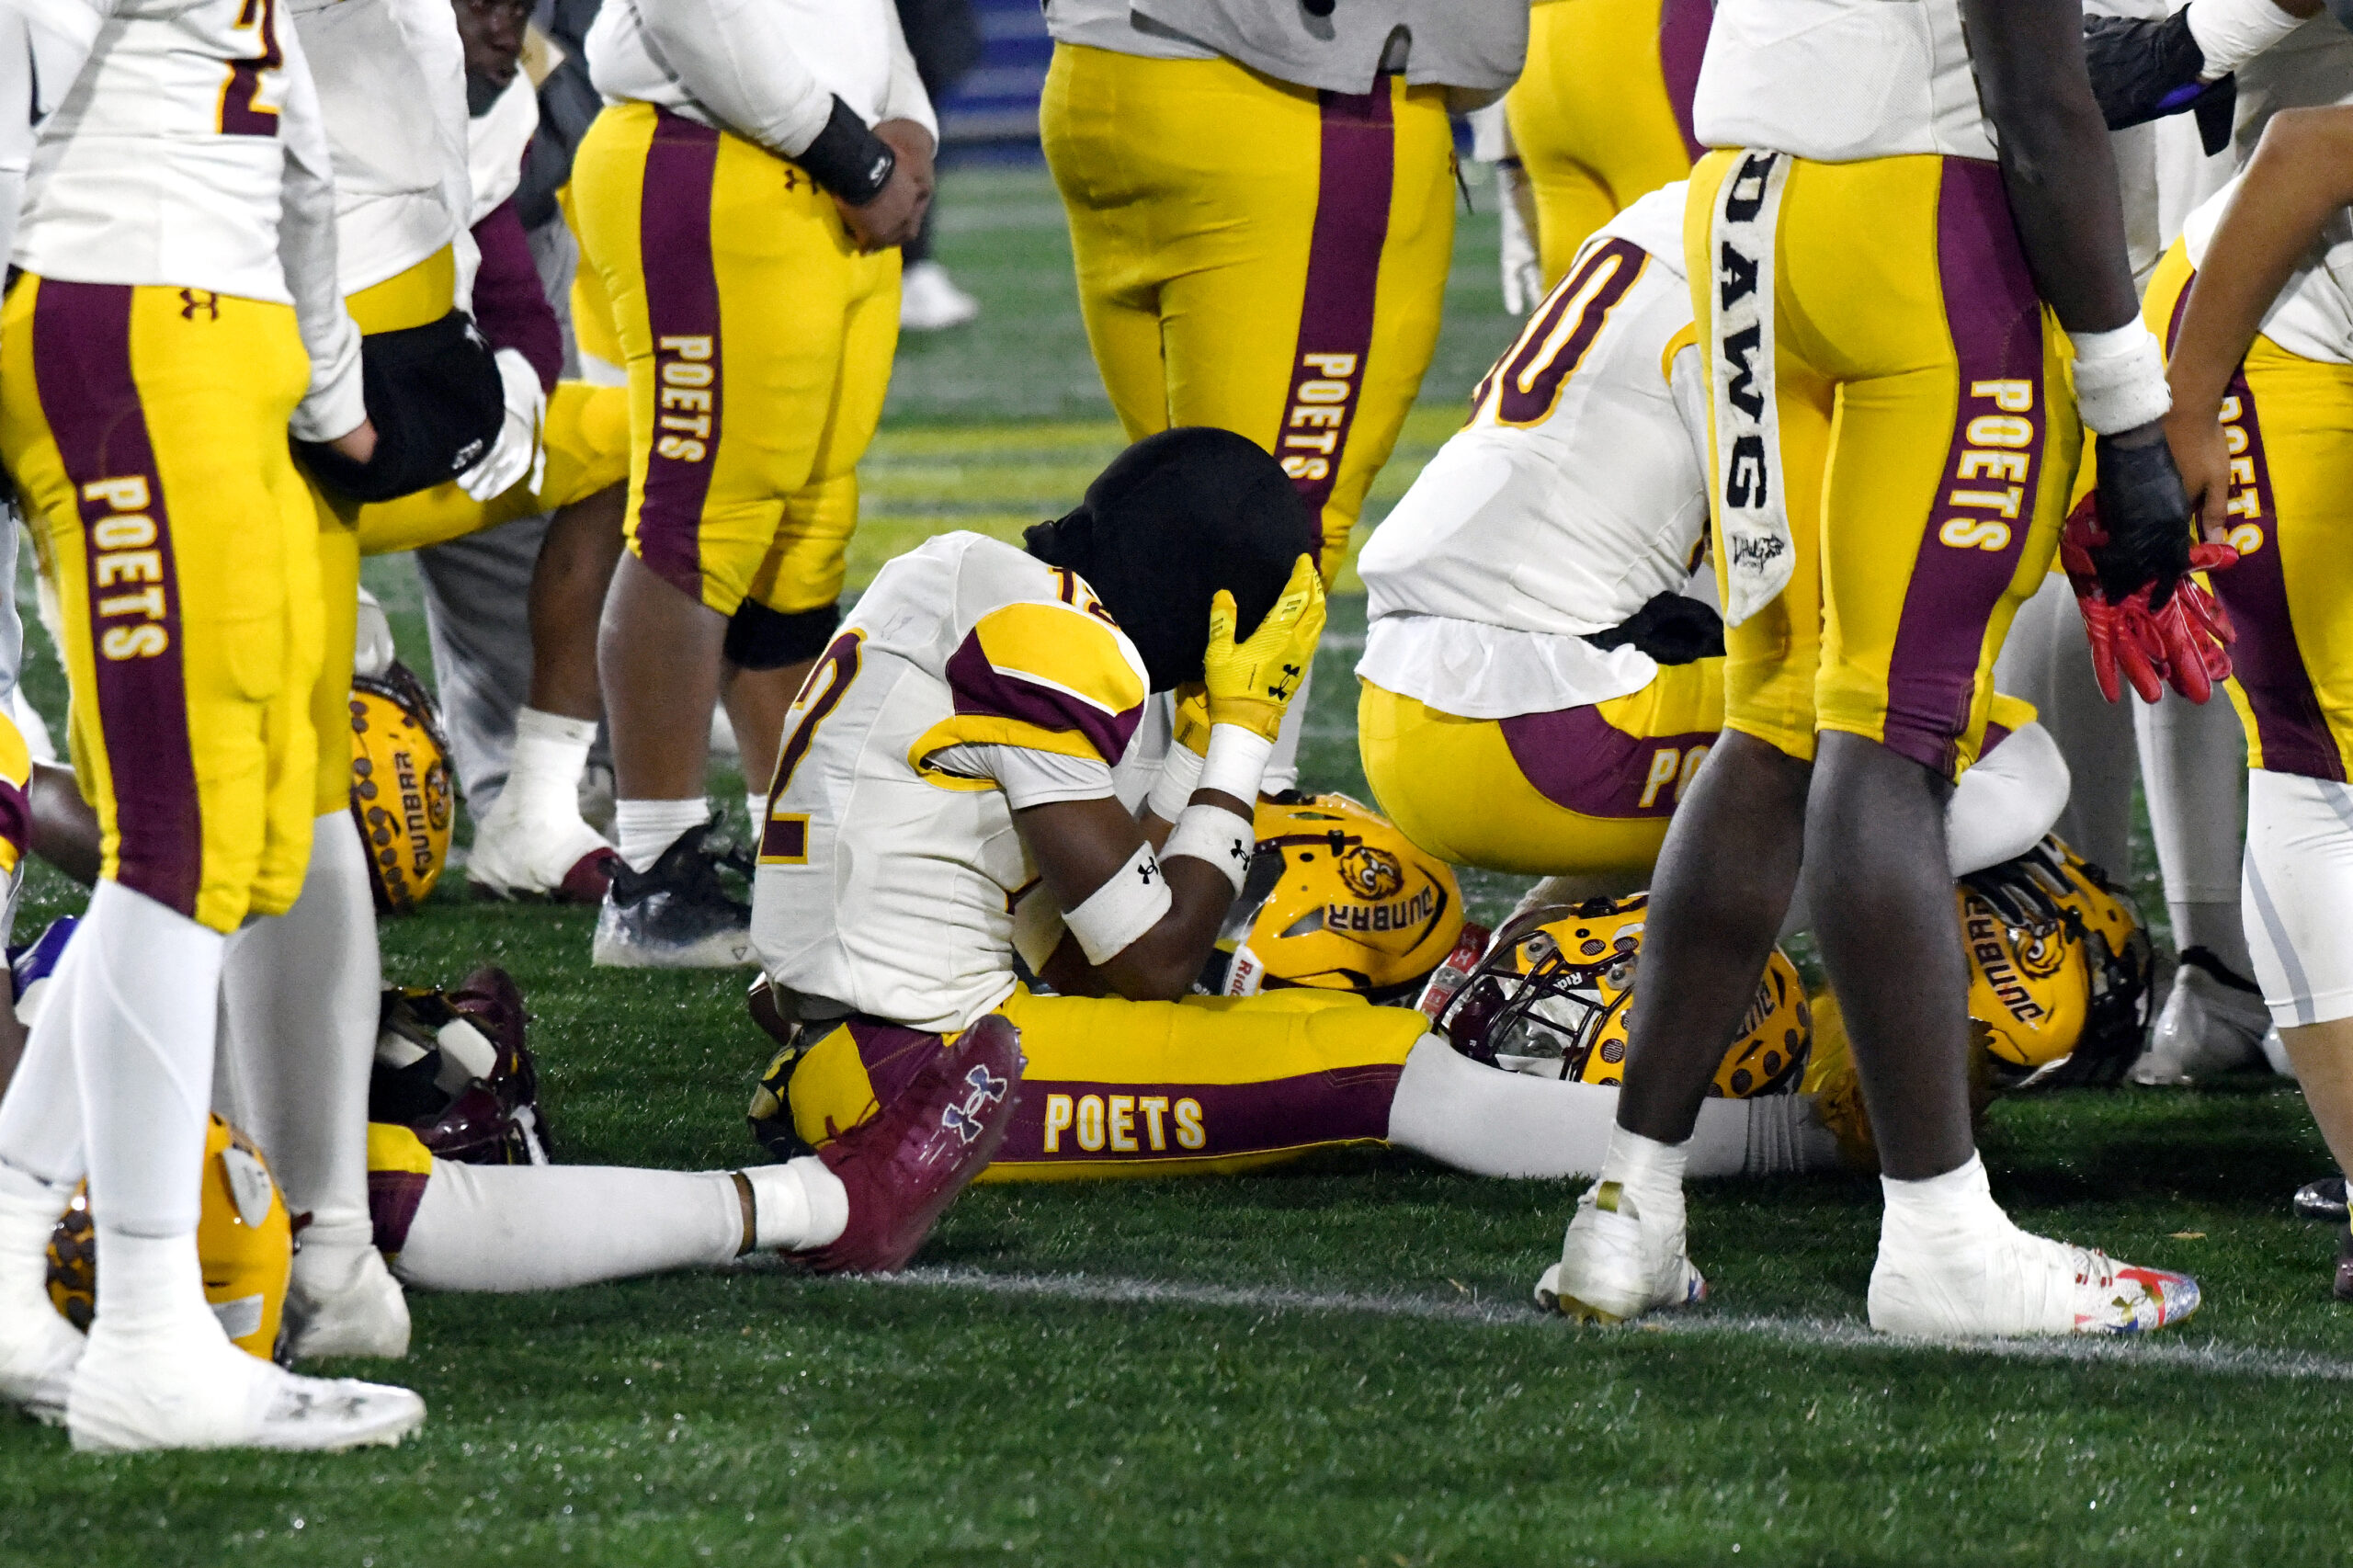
797, 1015, 1024, 1274
557, 847, 624, 905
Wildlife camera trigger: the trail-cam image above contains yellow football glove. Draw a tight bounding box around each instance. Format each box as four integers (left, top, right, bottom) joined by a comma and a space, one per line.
1201, 554, 1325, 743
1170, 684, 1212, 758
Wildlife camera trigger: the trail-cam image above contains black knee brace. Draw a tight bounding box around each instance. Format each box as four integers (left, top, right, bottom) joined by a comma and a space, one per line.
723, 601, 841, 670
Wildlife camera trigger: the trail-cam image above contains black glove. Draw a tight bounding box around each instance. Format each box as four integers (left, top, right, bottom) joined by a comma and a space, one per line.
2083, 13, 2235, 155
2090, 432, 2195, 610
1584, 591, 1725, 665
294, 312, 506, 504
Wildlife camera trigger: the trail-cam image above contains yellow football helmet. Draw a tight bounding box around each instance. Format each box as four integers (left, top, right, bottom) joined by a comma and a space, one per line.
1199, 792, 1465, 1004
1957, 835, 2154, 1088
1434, 895, 1811, 1097
350, 660, 455, 914
48, 1114, 293, 1361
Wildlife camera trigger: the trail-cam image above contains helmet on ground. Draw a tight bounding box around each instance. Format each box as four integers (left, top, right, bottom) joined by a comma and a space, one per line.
1435, 894, 1811, 1097
350, 660, 455, 914
368, 966, 552, 1164
49, 1114, 292, 1361
1957, 835, 2153, 1088
1197, 791, 1464, 1005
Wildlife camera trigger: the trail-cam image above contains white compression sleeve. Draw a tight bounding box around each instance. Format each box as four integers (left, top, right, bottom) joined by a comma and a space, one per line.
215, 812, 381, 1257
2134, 692, 2254, 971
1383, 1036, 1837, 1180
0, 929, 86, 1188
392, 1162, 748, 1292
1990, 575, 2139, 877
1947, 722, 2070, 876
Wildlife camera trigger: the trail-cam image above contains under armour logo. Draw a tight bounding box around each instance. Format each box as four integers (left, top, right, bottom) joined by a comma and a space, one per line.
1136, 859, 1159, 886
782, 167, 800, 192
1266, 662, 1302, 701
178, 290, 220, 322
941, 1064, 1010, 1144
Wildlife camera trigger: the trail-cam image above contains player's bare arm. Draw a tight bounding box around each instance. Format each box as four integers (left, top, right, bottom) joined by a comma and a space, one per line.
1022, 556, 1325, 1002
2163, 105, 2353, 530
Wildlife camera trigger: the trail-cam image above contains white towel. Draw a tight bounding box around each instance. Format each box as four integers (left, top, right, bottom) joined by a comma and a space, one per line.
1708, 150, 1796, 627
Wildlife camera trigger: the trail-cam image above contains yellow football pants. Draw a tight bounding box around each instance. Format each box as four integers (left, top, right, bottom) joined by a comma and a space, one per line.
1687, 151, 2080, 779
2144, 243, 2353, 778
3, 278, 324, 931
0, 707, 28, 877
1357, 664, 1724, 878
785, 987, 1433, 1181
572, 101, 899, 620
1042, 45, 1455, 578
1506, 0, 1707, 287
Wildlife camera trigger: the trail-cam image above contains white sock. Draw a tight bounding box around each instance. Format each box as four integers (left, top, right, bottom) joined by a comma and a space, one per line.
0, 936, 87, 1187
503, 708, 597, 822
216, 812, 380, 1257
747, 1156, 847, 1251
394, 1162, 745, 1291
615, 798, 709, 873
74, 882, 223, 1238
1879, 1152, 2009, 1252
0, 1162, 73, 1312
91, 1225, 212, 1340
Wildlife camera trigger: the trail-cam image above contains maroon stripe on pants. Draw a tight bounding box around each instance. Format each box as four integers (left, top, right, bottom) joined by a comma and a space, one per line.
31, 282, 202, 917
1658, 0, 1712, 165
368, 1166, 430, 1256
2200, 369, 2344, 779
1278, 85, 1394, 554
1001, 1066, 1404, 1165
634, 110, 724, 601
1881, 159, 2050, 776
1499, 703, 1716, 819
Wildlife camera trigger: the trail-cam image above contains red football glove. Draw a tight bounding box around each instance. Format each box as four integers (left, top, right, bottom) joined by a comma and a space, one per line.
2059, 499, 2237, 704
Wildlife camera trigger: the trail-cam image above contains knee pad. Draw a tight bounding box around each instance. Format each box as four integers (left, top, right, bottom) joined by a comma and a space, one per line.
722, 601, 840, 671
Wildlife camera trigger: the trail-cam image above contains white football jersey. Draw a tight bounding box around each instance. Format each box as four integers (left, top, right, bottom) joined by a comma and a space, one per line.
1356, 186, 1710, 720
291, 0, 469, 294
1693, 0, 1996, 164
753, 533, 1151, 1034
14, 0, 364, 438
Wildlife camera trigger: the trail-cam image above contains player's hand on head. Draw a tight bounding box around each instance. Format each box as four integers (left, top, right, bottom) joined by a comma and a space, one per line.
1202, 553, 1325, 742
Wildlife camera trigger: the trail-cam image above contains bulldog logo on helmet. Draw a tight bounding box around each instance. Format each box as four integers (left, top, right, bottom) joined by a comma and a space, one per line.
1338, 845, 1404, 901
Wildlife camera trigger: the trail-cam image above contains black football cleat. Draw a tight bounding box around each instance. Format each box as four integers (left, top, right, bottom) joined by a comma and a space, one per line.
796, 1015, 1023, 1275
591, 823, 755, 969
2295, 1176, 2348, 1222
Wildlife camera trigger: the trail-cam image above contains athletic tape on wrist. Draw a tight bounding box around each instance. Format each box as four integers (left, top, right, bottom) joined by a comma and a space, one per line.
2069, 323, 2172, 435
1064, 843, 1173, 965
2188, 0, 2304, 77
1146, 738, 1206, 824
1197, 724, 1275, 805
1161, 801, 1255, 895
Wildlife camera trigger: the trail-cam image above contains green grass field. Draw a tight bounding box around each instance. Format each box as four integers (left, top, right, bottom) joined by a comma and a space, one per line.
3, 164, 2348, 1568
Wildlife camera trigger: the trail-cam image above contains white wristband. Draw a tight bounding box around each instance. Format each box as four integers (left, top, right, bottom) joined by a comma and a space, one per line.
1161, 801, 1255, 895
1063, 842, 1173, 965
2188, 0, 2303, 79
1197, 723, 1276, 805
1146, 735, 1205, 824
2068, 322, 2172, 435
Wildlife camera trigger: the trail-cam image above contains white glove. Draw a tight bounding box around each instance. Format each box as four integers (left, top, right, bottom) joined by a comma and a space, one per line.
1496, 161, 1543, 316
458, 347, 548, 503
353, 585, 396, 679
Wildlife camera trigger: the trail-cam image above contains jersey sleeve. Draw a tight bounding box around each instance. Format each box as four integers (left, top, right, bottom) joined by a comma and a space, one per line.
631, 0, 835, 158
915, 600, 1151, 780
276, 16, 367, 442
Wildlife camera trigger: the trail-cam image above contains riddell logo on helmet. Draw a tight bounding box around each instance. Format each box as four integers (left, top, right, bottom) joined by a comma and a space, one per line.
1965, 905, 2050, 1025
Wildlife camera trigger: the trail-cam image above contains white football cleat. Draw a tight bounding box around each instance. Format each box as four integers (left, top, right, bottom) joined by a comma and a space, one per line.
1869, 1221, 2200, 1338
899, 261, 980, 332
467, 791, 621, 904
67, 1319, 423, 1453
2130, 960, 2271, 1085
0, 1301, 85, 1424
282, 1244, 410, 1360
1534, 1180, 1707, 1324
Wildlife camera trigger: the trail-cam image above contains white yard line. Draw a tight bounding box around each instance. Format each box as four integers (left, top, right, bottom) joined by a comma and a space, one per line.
851, 1266, 2353, 1382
